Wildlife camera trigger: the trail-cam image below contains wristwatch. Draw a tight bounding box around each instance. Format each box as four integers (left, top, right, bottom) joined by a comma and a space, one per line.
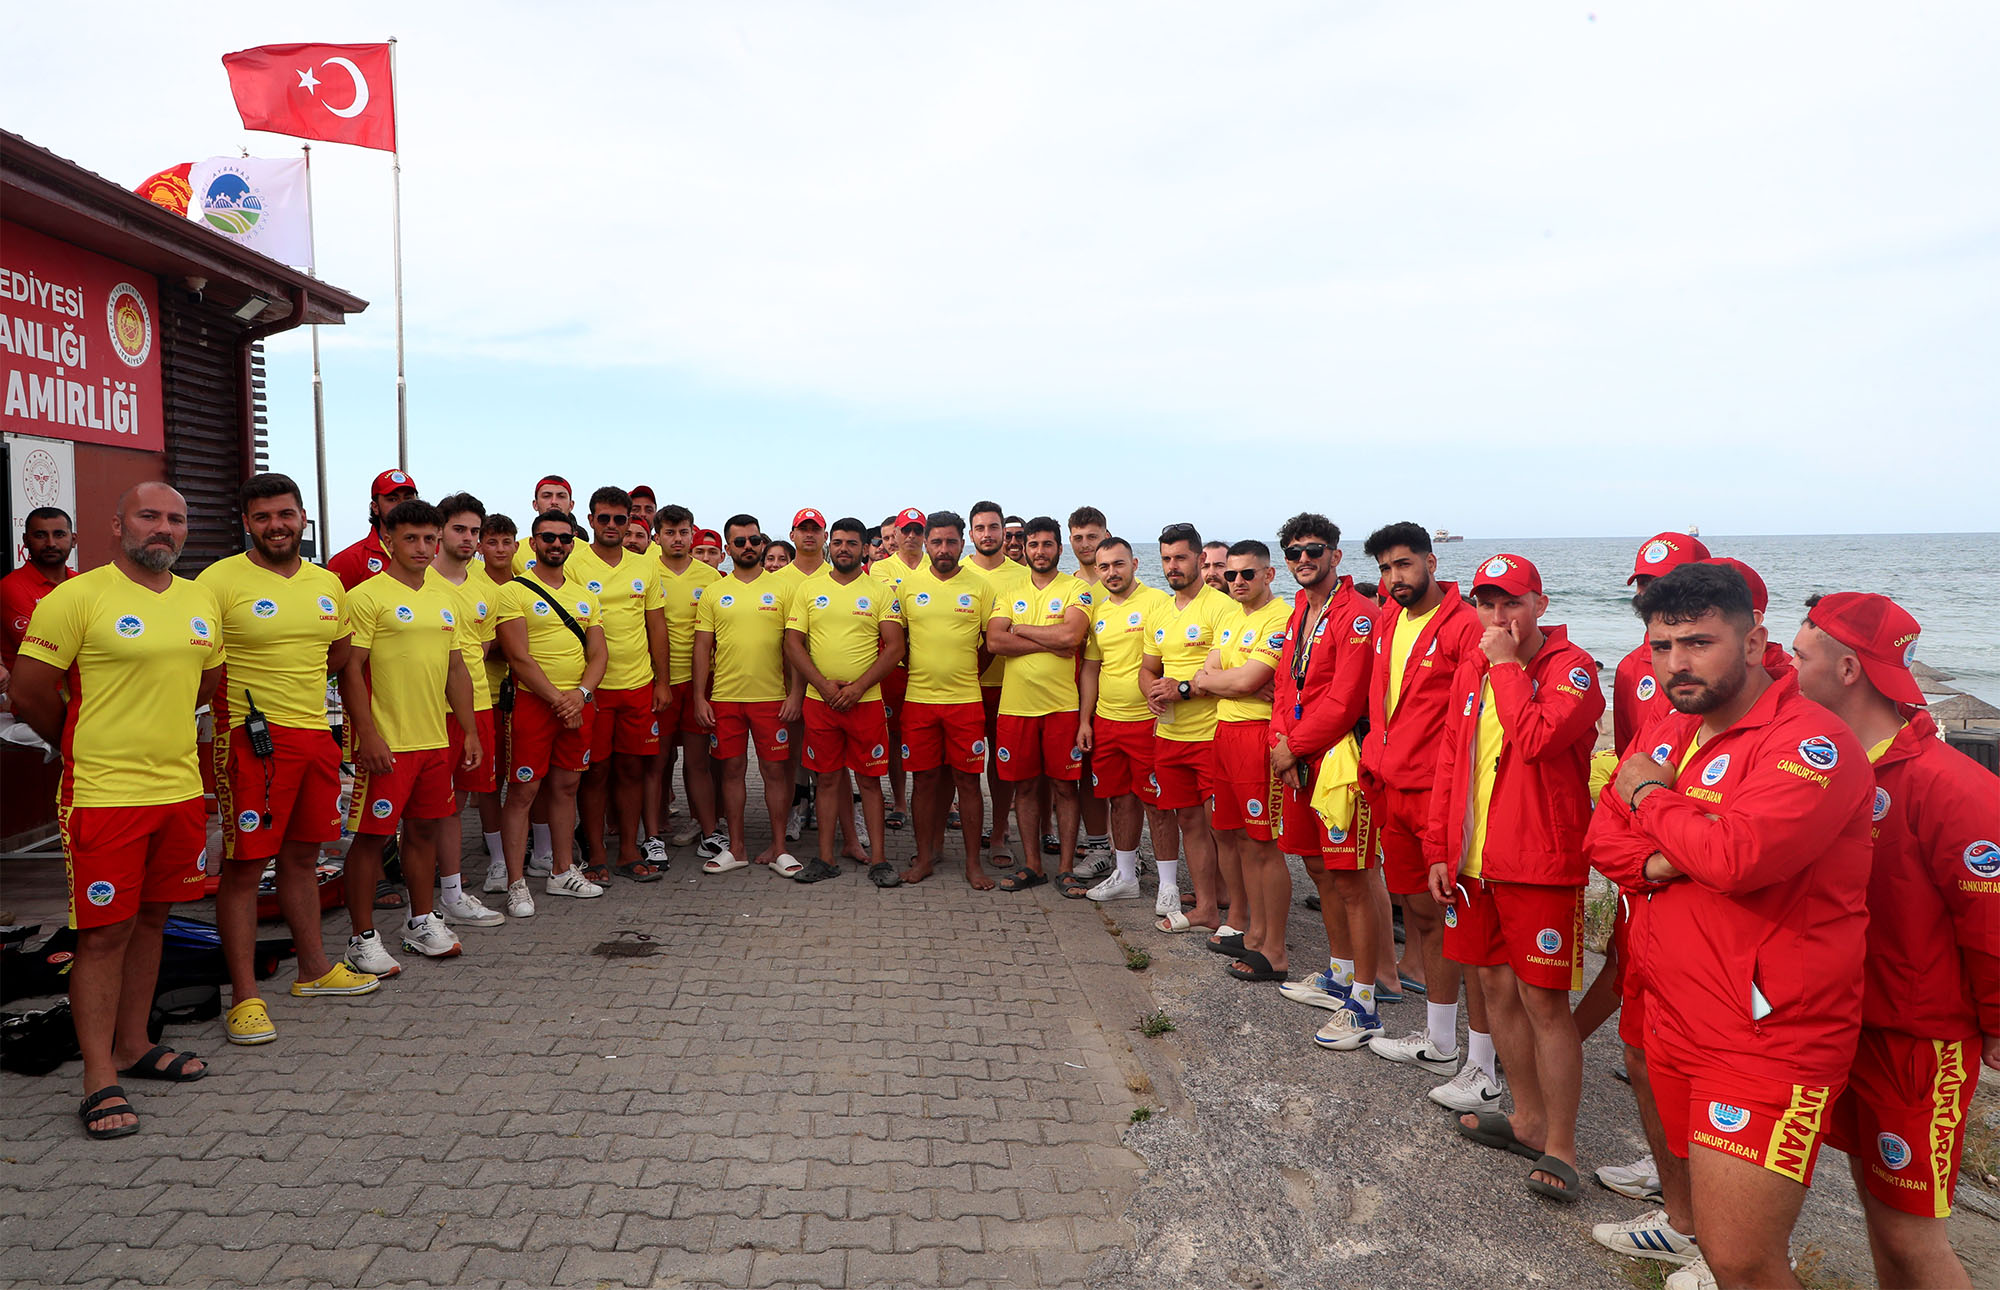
577, 686, 594, 702
1177, 680, 1193, 700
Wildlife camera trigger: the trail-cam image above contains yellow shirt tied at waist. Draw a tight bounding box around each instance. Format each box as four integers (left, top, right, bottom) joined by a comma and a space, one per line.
993, 572, 1092, 717
1214, 597, 1291, 724
900, 563, 996, 705
569, 544, 665, 692
788, 574, 902, 703
1311, 735, 1365, 837
197, 552, 345, 730
1143, 584, 1237, 742
1084, 586, 1170, 724
495, 571, 601, 692
347, 572, 464, 753
695, 571, 793, 703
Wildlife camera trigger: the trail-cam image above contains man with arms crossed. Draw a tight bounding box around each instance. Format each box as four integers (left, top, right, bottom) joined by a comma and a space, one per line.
1589, 562, 1871, 1290
873, 509, 928, 832
14, 484, 223, 1138
203, 474, 376, 1048
474, 513, 520, 890
1077, 537, 1168, 906
426, 494, 509, 927
967, 500, 1027, 861
1066, 507, 1115, 869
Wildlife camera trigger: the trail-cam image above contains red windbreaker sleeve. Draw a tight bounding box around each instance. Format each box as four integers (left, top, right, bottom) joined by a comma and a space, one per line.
1925, 773, 2000, 1037
1487, 657, 1604, 765
1586, 786, 1667, 890
1289, 628, 1372, 760
1632, 746, 1866, 895
1424, 660, 1475, 877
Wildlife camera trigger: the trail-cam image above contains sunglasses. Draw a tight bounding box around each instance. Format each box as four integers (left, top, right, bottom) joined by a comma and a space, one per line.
1222, 568, 1261, 583
729, 535, 766, 548
1283, 543, 1329, 561
536, 532, 575, 544
594, 513, 628, 525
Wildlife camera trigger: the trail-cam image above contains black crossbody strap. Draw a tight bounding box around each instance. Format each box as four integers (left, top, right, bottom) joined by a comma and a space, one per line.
511, 576, 589, 649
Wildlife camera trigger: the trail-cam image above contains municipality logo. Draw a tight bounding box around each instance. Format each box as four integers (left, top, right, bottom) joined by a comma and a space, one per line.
1093, 619, 1106, 634
252, 598, 279, 618
1701, 754, 1730, 786
86, 880, 116, 907
997, 747, 1011, 763
915, 593, 931, 606
815, 595, 830, 609
367, 557, 383, 572
395, 606, 414, 622
107, 282, 152, 366
516, 766, 534, 782
115, 614, 145, 637
1014, 599, 1029, 615
1443, 904, 1458, 929
199, 165, 266, 235
719, 594, 735, 607
371, 798, 393, 819
1636, 675, 1656, 702
531, 601, 549, 616
1706, 1102, 1750, 1134
587, 580, 603, 594
237, 809, 260, 832
1650, 742, 1674, 764
1536, 928, 1562, 954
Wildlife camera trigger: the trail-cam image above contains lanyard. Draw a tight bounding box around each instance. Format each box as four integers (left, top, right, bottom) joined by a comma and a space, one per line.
1289, 589, 1337, 720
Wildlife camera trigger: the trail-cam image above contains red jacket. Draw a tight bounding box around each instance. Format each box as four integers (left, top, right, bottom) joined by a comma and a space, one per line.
1587, 672, 1873, 1086
1270, 576, 1374, 761
1, 563, 69, 668
1860, 711, 2000, 1041
326, 531, 389, 590
1614, 638, 1796, 757
1427, 627, 1605, 886
1359, 585, 1482, 795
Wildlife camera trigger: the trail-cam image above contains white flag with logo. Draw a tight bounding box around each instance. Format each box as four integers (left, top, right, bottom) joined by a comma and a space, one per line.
186, 156, 312, 270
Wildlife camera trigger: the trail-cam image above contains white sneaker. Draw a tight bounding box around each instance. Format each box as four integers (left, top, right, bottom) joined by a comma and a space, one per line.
1367, 1030, 1460, 1076
668, 819, 702, 848
1277, 969, 1350, 1011
440, 891, 506, 927
506, 878, 536, 919
1085, 873, 1141, 902
1154, 884, 1182, 918
526, 851, 554, 878
639, 836, 668, 867
1313, 1002, 1385, 1051
695, 830, 729, 860
1596, 1154, 1664, 1204
1592, 1208, 1698, 1266
1075, 849, 1115, 881
400, 915, 463, 959
546, 867, 604, 899
481, 855, 508, 895
786, 801, 807, 841
1664, 1256, 1716, 1290
1428, 1064, 1503, 1113
345, 930, 403, 978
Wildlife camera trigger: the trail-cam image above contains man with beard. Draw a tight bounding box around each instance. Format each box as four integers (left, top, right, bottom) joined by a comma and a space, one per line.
873, 508, 929, 831
1201, 541, 1230, 593
624, 486, 658, 556
967, 501, 1027, 862
14, 484, 224, 1137
326, 469, 418, 590
427, 493, 509, 928
201, 474, 377, 1047
1067, 507, 1115, 869
510, 475, 574, 574
986, 516, 1093, 892
1, 505, 73, 678
650, 504, 723, 854
1077, 537, 1169, 904
1002, 516, 1027, 564
785, 516, 906, 886
1590, 562, 1871, 1290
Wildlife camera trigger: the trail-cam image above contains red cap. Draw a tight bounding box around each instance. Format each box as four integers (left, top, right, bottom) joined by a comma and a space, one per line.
371, 468, 416, 498
792, 508, 826, 530
1627, 531, 1711, 584
896, 507, 926, 529
629, 485, 656, 503
1471, 552, 1541, 596
1704, 557, 1768, 614
693, 528, 722, 548
535, 475, 571, 494
1807, 592, 1925, 707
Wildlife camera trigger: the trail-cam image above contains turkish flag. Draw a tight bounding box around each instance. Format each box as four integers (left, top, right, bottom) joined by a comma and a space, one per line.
222, 43, 396, 152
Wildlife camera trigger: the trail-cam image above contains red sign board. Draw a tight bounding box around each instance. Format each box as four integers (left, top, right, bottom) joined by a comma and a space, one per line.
0, 221, 165, 452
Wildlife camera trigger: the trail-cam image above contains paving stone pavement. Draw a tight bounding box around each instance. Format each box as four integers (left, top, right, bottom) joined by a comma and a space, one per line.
0, 793, 1154, 1290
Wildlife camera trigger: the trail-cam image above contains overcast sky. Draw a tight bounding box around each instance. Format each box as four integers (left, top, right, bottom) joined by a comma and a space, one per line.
6, 3, 1997, 550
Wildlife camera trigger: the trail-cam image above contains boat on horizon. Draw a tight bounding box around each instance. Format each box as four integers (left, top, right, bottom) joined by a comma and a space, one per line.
1433, 529, 1464, 543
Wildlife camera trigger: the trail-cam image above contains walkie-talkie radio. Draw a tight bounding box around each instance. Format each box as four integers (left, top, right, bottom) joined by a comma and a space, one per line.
244, 688, 276, 759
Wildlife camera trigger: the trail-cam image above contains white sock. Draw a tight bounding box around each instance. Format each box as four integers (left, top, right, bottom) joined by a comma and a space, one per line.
531, 822, 552, 858
1426, 1001, 1460, 1056
1087, 833, 1110, 848
1351, 982, 1376, 1012
1330, 957, 1356, 987
1115, 849, 1139, 882
483, 830, 504, 860
1468, 1029, 1497, 1081
406, 912, 430, 930
1157, 859, 1179, 890
440, 873, 463, 902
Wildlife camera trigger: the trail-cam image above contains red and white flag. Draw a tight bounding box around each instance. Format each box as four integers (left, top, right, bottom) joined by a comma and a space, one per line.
221, 43, 396, 152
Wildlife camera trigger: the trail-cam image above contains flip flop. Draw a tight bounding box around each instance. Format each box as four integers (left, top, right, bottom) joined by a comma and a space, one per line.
1526, 1153, 1581, 1203
867, 862, 903, 888
1455, 1109, 1541, 1160
1156, 911, 1201, 933
995, 868, 1047, 892
1399, 972, 1429, 997
582, 864, 612, 884
373, 880, 406, 910
117, 1044, 207, 1083
771, 854, 805, 878
701, 853, 749, 874
79, 1085, 138, 1140
1054, 873, 1092, 900
615, 862, 664, 883
1227, 950, 1286, 983
885, 810, 908, 830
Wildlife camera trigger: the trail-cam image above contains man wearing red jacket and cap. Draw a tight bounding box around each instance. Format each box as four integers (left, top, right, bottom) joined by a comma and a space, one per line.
1590, 562, 1872, 1290
326, 469, 418, 591
1794, 593, 1997, 1290
1428, 554, 1603, 1202
1613, 532, 1711, 757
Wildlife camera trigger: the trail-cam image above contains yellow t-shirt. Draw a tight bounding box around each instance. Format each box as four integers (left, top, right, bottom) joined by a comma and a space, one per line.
1385, 602, 1442, 719
429, 566, 496, 712
1463, 678, 1505, 879
787, 572, 902, 703
655, 557, 721, 686
347, 571, 464, 752
1214, 596, 1292, 724
18, 564, 223, 807
494, 569, 601, 691
1142, 584, 1238, 742
900, 562, 997, 705
871, 556, 923, 594
570, 543, 665, 692
1866, 728, 1901, 764
466, 565, 509, 709
695, 571, 793, 703
992, 571, 1092, 717
196, 553, 345, 731
1084, 585, 1169, 723
511, 544, 536, 575
972, 557, 1028, 687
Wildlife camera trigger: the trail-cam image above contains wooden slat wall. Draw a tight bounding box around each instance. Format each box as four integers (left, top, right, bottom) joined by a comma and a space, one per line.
159, 293, 261, 575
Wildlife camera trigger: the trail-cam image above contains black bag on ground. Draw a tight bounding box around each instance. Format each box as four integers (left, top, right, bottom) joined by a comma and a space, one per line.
0, 1000, 80, 1075
0, 926, 78, 1003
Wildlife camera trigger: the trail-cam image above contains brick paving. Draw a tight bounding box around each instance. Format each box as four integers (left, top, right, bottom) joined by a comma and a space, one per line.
0, 796, 1151, 1289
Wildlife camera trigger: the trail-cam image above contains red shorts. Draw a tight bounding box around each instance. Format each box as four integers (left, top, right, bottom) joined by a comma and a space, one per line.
1441, 877, 1584, 991
215, 724, 342, 862
1143, 735, 1209, 811
1208, 719, 1281, 841
901, 700, 985, 775
1372, 785, 1432, 896
1647, 1029, 1837, 1186
60, 797, 208, 929
804, 698, 890, 776
657, 680, 699, 736
710, 699, 788, 762
981, 685, 1003, 733
1615, 895, 1647, 1050
1282, 777, 1376, 871
452, 709, 499, 794
882, 668, 907, 724
996, 711, 1082, 783
509, 690, 596, 781
591, 684, 661, 760
1829, 1029, 1980, 1217
348, 745, 457, 834
1088, 716, 1153, 798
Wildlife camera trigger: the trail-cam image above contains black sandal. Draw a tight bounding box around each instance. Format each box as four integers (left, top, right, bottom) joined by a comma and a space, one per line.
79, 1084, 139, 1139
1227, 950, 1286, 983
1204, 931, 1247, 959
615, 861, 664, 883
373, 879, 406, 910
795, 859, 842, 884
867, 862, 903, 888
117, 1044, 207, 1083
1055, 873, 1092, 900
994, 868, 1047, 892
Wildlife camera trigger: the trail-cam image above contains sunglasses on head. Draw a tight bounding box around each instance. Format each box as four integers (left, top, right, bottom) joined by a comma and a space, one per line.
537, 532, 575, 544
1283, 543, 1328, 561
1222, 568, 1261, 583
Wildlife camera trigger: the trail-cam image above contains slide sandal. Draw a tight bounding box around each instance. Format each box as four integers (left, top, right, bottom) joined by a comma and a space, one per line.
1455, 1110, 1541, 1160
1526, 1154, 1582, 1203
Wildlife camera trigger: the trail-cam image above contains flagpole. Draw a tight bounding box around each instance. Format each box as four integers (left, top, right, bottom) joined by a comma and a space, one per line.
388, 35, 407, 471
302, 144, 332, 564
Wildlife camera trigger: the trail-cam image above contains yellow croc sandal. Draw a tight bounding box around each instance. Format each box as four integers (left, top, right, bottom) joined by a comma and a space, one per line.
225, 998, 277, 1046
290, 963, 381, 997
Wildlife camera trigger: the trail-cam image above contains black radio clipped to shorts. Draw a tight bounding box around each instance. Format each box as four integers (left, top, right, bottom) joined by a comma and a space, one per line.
243, 688, 276, 759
